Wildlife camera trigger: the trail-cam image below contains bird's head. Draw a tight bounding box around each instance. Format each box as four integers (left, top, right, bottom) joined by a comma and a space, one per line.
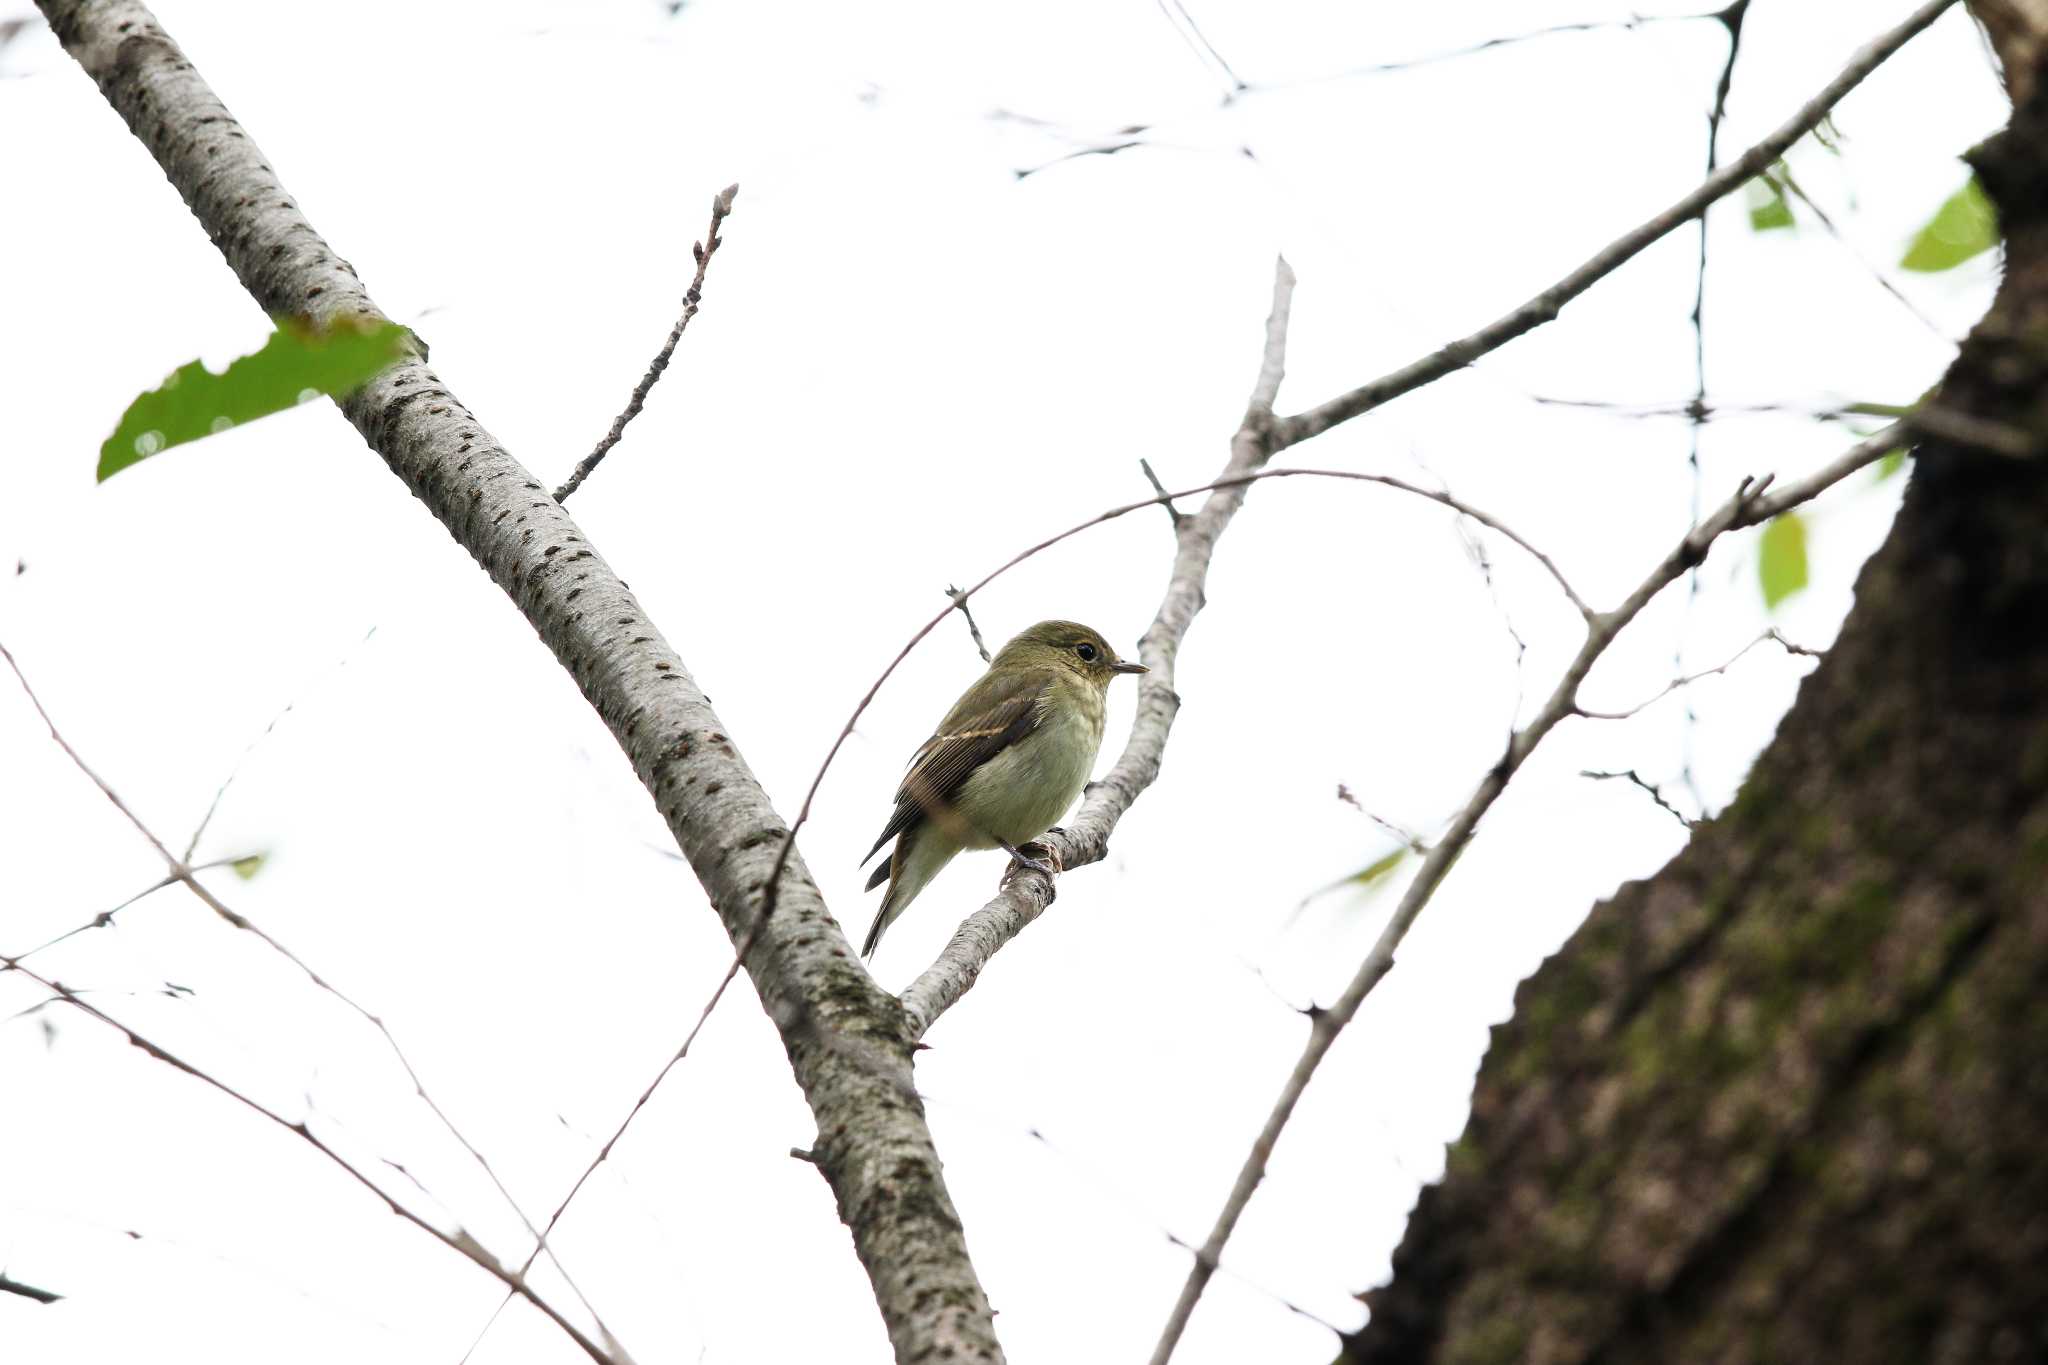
994, 620, 1148, 689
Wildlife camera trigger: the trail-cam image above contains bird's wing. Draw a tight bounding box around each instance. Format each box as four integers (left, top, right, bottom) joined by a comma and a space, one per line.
862, 667, 1053, 864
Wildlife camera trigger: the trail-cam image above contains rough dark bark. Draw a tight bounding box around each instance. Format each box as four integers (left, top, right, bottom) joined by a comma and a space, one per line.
1342, 11, 2048, 1365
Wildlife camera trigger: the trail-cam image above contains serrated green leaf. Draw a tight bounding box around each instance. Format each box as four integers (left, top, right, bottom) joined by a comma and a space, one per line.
230, 853, 266, 880
1746, 175, 1794, 232
99, 318, 409, 482
1900, 178, 1998, 273
1758, 511, 1809, 611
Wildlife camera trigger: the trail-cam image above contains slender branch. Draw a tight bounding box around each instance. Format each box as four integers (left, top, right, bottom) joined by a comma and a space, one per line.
1747, 422, 1907, 518
1139, 457, 1185, 527
1676, 0, 1750, 811
518, 948, 744, 1276
1142, 424, 1899, 1365
5, 859, 244, 962
454, 936, 755, 1358
3, 961, 618, 1365
1239, 9, 1722, 96
182, 625, 378, 863
0, 639, 616, 1349
1772, 160, 1949, 338
1274, 0, 1960, 447
1152, 0, 1246, 97
0, 1273, 62, 1305
1581, 768, 1698, 828
554, 184, 739, 503
1335, 784, 1431, 854
1577, 627, 1818, 721
945, 584, 994, 663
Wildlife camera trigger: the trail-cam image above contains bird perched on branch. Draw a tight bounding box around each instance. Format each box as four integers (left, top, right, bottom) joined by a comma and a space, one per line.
861, 619, 1147, 957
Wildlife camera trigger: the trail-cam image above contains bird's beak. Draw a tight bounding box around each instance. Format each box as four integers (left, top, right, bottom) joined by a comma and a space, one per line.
1111, 660, 1149, 675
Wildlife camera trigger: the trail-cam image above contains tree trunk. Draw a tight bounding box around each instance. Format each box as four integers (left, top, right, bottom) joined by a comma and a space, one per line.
1342, 11, 2048, 1365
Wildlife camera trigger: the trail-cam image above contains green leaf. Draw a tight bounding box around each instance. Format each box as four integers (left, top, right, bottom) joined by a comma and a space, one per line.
1875, 449, 1908, 482
1746, 174, 1795, 232
1295, 845, 1411, 917
1344, 847, 1408, 890
1900, 178, 1998, 273
100, 318, 409, 482
1758, 511, 1809, 612
230, 853, 267, 880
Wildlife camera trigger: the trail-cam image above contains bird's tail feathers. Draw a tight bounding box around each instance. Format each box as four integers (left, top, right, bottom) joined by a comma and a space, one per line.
861, 826, 952, 958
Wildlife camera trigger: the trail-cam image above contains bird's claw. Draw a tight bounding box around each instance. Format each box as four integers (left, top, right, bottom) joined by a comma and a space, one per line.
1002, 839, 1063, 882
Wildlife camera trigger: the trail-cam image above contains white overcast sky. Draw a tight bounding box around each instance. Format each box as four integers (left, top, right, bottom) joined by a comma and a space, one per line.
0, 2, 2006, 1363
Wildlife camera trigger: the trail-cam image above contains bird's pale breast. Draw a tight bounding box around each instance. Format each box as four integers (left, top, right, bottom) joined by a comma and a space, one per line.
952, 677, 1106, 848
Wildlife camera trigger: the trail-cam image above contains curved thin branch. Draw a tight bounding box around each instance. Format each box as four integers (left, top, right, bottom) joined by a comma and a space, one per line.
1143, 424, 1900, 1365
3, 961, 619, 1365
0, 639, 617, 1352
1273, 0, 1959, 447
1577, 627, 1818, 721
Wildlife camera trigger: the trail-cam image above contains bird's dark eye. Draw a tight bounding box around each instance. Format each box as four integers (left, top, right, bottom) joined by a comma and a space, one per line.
1075, 642, 1099, 662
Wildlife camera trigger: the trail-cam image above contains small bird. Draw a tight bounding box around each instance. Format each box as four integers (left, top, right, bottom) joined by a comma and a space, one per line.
860, 619, 1147, 957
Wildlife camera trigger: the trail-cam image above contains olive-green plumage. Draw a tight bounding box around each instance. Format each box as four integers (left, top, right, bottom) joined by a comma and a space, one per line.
860, 620, 1146, 957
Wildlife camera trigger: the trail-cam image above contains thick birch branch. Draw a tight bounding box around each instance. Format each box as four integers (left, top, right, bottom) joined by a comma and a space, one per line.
36, 3, 999, 1360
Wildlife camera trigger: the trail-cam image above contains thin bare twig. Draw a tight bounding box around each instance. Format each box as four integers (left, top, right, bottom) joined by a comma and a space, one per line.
1336, 784, 1430, 854
1152, 0, 1246, 97
1581, 768, 1698, 829
1771, 160, 1949, 338
3, 961, 619, 1365
1577, 627, 1818, 721
183, 625, 378, 863
0, 640, 618, 1359
553, 184, 739, 503
511, 953, 739, 1283
945, 585, 993, 663
1676, 0, 1751, 812
6, 859, 242, 963
1273, 0, 1960, 446
0, 1273, 62, 1304
1142, 425, 1900, 1365
1238, 9, 1721, 97
1139, 457, 1185, 528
